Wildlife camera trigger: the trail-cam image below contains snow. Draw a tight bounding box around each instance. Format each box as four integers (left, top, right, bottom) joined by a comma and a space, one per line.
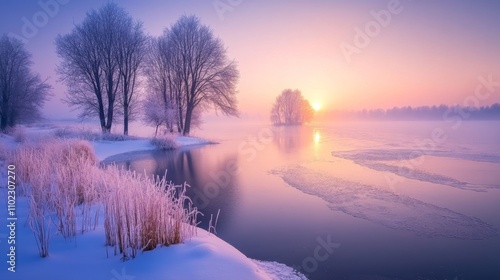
0, 126, 307, 280
253, 260, 308, 280
92, 135, 214, 161
92, 139, 155, 161
332, 149, 500, 192
0, 198, 276, 280
175, 135, 215, 146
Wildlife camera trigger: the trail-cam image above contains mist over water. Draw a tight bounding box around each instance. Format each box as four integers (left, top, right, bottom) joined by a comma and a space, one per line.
109, 120, 500, 280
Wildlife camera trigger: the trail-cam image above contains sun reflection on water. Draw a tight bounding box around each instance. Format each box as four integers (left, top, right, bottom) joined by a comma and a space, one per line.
314, 130, 321, 144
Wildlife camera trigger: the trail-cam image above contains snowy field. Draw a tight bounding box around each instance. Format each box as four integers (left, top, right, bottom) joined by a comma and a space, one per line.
0, 125, 307, 280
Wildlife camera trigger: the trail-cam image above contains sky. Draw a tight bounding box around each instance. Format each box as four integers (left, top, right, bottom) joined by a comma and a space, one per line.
1, 0, 500, 120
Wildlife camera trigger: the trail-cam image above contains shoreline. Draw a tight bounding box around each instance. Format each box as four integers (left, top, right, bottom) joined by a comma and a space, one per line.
0, 124, 307, 280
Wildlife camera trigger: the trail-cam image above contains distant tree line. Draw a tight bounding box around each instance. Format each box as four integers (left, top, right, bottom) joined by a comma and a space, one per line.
324, 104, 500, 120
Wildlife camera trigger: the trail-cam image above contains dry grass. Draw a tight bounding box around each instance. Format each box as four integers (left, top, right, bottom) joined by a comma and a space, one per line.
54, 127, 135, 141
102, 166, 198, 259
11, 139, 101, 249
9, 137, 198, 259
150, 136, 179, 150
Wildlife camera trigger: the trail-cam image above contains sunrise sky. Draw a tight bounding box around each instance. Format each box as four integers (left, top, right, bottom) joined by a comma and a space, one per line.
1, 0, 499, 120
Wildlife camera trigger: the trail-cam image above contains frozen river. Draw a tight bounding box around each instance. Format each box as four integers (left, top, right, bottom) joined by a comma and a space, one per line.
108, 120, 500, 280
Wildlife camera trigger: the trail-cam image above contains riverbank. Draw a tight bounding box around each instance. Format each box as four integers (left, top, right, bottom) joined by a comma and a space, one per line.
0, 125, 307, 280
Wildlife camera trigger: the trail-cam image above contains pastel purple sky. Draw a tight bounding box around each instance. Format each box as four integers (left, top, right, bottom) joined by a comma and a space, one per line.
1, 0, 499, 120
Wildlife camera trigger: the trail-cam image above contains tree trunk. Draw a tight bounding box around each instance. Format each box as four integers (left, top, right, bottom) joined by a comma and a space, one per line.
98, 113, 106, 133
96, 91, 107, 134
105, 98, 113, 134
0, 115, 7, 131
177, 97, 184, 134
104, 74, 114, 134
123, 102, 129, 136
183, 105, 193, 136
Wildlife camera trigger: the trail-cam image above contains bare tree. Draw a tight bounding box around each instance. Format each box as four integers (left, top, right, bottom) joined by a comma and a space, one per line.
148, 15, 239, 136
115, 16, 147, 135
0, 34, 50, 131
144, 37, 180, 133
270, 89, 313, 125
142, 92, 173, 136
56, 3, 142, 134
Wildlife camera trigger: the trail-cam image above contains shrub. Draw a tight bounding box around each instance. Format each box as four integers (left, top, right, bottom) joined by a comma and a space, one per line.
150, 136, 178, 150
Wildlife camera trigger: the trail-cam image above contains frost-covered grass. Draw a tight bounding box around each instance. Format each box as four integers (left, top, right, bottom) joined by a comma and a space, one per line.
150, 135, 179, 150
54, 127, 137, 141
9, 138, 198, 259
0, 130, 306, 279
11, 139, 101, 256
102, 166, 198, 259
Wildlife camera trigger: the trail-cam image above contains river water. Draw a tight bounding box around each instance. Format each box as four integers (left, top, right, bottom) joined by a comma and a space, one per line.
106, 121, 500, 280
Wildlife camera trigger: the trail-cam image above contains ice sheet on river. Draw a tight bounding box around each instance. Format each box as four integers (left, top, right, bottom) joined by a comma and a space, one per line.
332, 148, 500, 163
272, 165, 498, 240
332, 149, 500, 192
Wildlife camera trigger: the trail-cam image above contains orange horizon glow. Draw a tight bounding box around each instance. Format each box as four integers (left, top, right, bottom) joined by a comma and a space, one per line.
1, 1, 499, 119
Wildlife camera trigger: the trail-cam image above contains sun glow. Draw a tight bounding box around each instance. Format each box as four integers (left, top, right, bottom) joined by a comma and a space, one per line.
312, 102, 321, 112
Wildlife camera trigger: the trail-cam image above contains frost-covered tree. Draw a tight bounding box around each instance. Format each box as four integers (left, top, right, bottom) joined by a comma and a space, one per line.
270, 89, 313, 125
146, 15, 239, 135
0, 34, 51, 131
144, 37, 180, 134
143, 92, 173, 136
56, 3, 145, 134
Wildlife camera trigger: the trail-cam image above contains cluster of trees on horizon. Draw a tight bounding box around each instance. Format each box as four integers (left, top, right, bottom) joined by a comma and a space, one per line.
1, 2, 239, 135
319, 103, 500, 121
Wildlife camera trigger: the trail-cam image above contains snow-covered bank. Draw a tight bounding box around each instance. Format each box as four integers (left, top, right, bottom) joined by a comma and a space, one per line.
92, 135, 213, 161
0, 197, 303, 280
0, 126, 307, 280
3, 124, 216, 161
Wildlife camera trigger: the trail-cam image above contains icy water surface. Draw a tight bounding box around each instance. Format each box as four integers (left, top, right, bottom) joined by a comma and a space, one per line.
108, 121, 500, 280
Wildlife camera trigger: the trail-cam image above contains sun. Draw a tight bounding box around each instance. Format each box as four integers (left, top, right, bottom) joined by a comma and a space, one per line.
312, 102, 321, 112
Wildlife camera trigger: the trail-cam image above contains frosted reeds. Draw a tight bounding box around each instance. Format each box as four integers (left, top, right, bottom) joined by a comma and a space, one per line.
150, 136, 179, 150
9, 138, 198, 259
102, 166, 198, 259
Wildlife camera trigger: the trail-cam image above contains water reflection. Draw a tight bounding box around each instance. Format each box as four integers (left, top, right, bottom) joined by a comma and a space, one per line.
101, 121, 500, 280
272, 126, 314, 153
109, 146, 241, 231
314, 130, 321, 144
